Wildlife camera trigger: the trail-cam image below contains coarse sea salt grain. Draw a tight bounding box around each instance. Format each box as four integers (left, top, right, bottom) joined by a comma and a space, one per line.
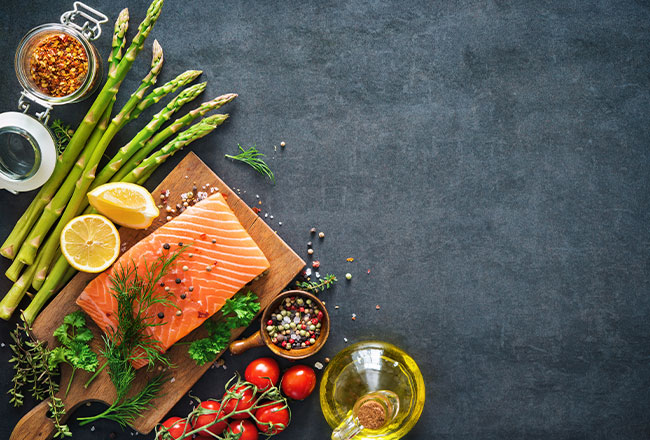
305, 268, 312, 276
314, 361, 324, 370
344, 337, 348, 343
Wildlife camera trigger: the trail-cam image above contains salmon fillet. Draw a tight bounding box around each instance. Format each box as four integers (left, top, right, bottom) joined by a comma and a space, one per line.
76, 193, 269, 368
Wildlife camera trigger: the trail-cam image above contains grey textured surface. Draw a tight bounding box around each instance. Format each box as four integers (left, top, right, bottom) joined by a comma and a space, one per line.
0, 0, 649, 438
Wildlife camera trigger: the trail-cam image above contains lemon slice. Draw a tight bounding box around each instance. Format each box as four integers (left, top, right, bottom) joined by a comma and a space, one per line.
60, 214, 120, 273
87, 182, 159, 229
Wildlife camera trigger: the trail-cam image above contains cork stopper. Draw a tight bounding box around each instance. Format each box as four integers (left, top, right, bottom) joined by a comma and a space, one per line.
357, 400, 386, 430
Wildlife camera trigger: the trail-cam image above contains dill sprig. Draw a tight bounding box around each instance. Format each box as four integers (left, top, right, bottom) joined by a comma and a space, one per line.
49, 119, 73, 155
225, 144, 275, 183
81, 247, 186, 425
296, 274, 337, 293
78, 373, 166, 428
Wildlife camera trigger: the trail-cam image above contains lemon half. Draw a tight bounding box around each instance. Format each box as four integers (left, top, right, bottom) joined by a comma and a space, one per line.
60, 214, 120, 273
87, 182, 159, 229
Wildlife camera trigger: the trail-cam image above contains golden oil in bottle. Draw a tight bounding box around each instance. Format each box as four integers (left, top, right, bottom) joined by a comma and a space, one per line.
319, 341, 425, 440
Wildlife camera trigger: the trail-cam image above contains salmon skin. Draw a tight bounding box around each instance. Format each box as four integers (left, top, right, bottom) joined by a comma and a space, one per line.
77, 193, 269, 368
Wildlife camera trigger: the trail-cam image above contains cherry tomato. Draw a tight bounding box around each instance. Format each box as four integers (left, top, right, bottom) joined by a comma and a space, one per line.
222, 384, 256, 419
255, 402, 290, 434
159, 417, 190, 439
193, 400, 227, 436
228, 419, 259, 440
281, 365, 317, 400
245, 357, 280, 392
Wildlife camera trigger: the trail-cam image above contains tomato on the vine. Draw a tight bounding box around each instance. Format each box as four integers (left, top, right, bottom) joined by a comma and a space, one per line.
222, 384, 256, 419
245, 357, 280, 392
255, 402, 290, 434
159, 417, 190, 439
193, 400, 227, 436
281, 365, 317, 400
228, 419, 260, 440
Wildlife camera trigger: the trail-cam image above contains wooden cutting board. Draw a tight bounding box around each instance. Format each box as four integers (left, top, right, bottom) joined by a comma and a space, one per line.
10, 152, 305, 440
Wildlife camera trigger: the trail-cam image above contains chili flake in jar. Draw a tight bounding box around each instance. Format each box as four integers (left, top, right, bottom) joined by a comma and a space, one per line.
29, 34, 88, 97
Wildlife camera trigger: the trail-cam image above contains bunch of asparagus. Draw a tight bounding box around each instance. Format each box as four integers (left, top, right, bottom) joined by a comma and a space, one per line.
0, 0, 236, 323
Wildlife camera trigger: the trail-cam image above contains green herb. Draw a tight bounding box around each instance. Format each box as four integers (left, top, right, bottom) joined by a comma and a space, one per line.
225, 144, 275, 183
188, 291, 260, 365
8, 315, 71, 437
49, 119, 73, 155
78, 373, 166, 428
49, 311, 98, 397
296, 273, 337, 293
81, 248, 186, 425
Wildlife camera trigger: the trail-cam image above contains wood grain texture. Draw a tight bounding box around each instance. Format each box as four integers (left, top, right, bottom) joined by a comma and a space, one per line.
10, 152, 304, 439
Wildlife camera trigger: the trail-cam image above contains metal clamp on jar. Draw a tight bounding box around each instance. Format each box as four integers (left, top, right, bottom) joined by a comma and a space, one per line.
0, 2, 107, 194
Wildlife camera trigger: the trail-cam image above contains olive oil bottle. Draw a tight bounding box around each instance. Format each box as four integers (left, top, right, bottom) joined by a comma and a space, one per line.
319, 341, 425, 440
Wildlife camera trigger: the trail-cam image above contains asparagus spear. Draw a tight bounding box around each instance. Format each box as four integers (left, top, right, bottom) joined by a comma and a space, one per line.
3, 12, 127, 283
17, 41, 165, 268
125, 114, 229, 183
0, 252, 45, 320
92, 79, 206, 188
23, 115, 229, 322
113, 93, 237, 181
27, 47, 165, 291
0, 0, 162, 259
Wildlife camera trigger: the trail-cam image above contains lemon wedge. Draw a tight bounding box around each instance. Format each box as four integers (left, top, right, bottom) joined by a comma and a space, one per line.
60, 214, 120, 273
87, 182, 159, 229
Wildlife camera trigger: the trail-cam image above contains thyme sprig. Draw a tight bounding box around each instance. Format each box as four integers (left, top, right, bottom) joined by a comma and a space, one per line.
296, 273, 337, 293
8, 314, 71, 438
154, 374, 290, 440
81, 247, 186, 425
225, 144, 275, 183
49, 119, 73, 155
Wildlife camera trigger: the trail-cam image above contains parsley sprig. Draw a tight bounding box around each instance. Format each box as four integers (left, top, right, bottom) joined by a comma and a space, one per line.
188, 291, 260, 365
49, 311, 98, 397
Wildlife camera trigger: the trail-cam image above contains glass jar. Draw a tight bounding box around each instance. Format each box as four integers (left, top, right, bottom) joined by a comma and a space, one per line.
0, 2, 107, 194
15, 23, 102, 105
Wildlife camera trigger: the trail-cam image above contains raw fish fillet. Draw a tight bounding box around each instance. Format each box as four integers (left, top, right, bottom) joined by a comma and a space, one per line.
77, 193, 269, 368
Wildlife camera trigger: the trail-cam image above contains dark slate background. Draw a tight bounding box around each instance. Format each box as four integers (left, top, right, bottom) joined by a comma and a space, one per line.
0, 0, 649, 438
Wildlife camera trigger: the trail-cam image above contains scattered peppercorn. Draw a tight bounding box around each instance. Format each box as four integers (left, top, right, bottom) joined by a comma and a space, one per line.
280, 141, 286, 147
157, 312, 165, 319
178, 242, 183, 246
180, 293, 187, 299
312, 261, 320, 269
163, 243, 170, 250
310, 227, 316, 234
211, 238, 217, 244
189, 286, 194, 292
176, 310, 182, 316
182, 265, 189, 271
307, 241, 312, 247
307, 249, 314, 255
319, 232, 325, 239
345, 273, 352, 280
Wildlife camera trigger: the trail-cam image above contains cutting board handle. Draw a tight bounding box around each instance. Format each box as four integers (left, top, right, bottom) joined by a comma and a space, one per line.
10, 399, 57, 440
229, 330, 264, 355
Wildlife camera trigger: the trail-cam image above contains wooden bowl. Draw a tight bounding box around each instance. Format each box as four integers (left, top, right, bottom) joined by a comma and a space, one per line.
229, 290, 330, 360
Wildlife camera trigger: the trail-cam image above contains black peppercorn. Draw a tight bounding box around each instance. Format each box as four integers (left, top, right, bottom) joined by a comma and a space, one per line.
175, 278, 181, 284
158, 312, 164, 319
180, 293, 187, 299
163, 243, 170, 250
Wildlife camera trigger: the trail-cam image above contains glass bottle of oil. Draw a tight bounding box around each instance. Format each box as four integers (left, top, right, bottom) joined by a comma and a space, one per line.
319, 341, 425, 440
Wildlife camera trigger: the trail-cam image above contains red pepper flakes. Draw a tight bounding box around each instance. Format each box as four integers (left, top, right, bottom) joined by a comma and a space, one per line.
252, 207, 261, 214
198, 311, 209, 318
346, 257, 354, 262
375, 305, 381, 310
312, 260, 320, 269
199, 233, 207, 240
30, 34, 88, 97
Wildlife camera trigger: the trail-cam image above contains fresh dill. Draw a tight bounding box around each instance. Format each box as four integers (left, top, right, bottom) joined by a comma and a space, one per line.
49, 119, 73, 155
81, 247, 186, 425
296, 274, 337, 293
225, 144, 275, 183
